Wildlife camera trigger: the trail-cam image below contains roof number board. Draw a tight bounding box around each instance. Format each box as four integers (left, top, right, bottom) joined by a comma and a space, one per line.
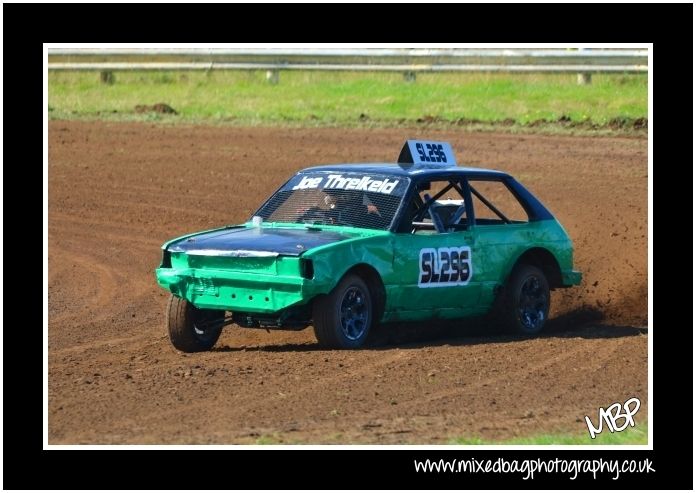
397, 140, 457, 167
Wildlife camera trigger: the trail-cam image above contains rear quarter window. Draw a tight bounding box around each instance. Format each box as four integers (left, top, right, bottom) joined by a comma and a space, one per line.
469, 179, 529, 224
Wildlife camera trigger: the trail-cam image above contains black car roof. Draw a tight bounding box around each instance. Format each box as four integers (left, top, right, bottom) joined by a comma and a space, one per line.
300, 163, 510, 179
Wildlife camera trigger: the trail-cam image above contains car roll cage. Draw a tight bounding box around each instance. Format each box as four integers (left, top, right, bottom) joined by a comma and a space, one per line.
391, 173, 553, 234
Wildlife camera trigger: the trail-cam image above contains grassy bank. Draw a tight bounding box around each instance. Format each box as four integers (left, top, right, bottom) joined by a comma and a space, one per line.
249, 423, 648, 445
48, 71, 647, 131
450, 422, 648, 445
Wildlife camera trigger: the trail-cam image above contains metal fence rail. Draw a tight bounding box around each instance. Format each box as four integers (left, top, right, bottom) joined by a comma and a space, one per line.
48, 48, 648, 73
47, 62, 646, 73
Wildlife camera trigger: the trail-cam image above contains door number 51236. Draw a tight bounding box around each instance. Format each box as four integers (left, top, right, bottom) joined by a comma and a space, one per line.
418, 246, 472, 287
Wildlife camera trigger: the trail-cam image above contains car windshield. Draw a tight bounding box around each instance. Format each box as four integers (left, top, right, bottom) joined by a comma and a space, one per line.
254, 172, 409, 230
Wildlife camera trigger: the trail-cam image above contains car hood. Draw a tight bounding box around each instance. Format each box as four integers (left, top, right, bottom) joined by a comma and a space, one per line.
167, 227, 352, 257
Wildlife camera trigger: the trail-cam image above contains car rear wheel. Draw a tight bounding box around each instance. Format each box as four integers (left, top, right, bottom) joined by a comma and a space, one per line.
167, 294, 225, 352
499, 264, 550, 335
312, 274, 373, 349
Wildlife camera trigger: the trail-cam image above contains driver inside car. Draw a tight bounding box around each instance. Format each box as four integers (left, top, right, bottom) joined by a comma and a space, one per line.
328, 193, 381, 215
299, 191, 381, 225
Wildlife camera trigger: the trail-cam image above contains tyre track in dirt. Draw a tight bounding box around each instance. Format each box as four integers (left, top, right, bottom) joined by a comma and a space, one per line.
48, 246, 120, 325
391, 334, 642, 441
48, 122, 648, 444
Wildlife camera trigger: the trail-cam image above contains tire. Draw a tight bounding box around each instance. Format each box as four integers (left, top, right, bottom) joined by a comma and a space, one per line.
312, 273, 374, 349
498, 264, 550, 335
167, 294, 224, 352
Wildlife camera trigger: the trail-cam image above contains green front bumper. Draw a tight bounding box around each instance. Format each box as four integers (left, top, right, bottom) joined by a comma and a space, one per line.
156, 267, 311, 313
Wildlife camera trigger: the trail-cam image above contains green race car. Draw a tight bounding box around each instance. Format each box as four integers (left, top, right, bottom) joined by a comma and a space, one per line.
156, 140, 581, 351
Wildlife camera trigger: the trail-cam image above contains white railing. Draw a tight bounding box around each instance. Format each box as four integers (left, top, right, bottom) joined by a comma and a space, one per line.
47, 48, 647, 72
48, 48, 647, 85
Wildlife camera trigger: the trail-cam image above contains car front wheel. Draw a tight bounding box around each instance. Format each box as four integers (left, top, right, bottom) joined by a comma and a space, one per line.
167, 294, 225, 352
312, 274, 373, 349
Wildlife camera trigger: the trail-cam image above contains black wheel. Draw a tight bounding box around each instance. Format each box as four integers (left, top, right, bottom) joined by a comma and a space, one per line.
167, 294, 224, 352
499, 264, 550, 335
312, 274, 373, 349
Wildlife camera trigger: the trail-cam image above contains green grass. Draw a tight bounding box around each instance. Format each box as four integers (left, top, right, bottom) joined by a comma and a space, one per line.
450, 422, 648, 445
249, 424, 649, 445
48, 71, 647, 129
255, 434, 283, 445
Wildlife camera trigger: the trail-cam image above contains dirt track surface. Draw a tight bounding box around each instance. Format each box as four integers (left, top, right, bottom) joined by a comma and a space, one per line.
48, 122, 648, 444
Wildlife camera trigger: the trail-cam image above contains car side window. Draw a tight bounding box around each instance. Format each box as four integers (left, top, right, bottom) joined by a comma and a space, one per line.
408, 179, 467, 234
469, 179, 529, 225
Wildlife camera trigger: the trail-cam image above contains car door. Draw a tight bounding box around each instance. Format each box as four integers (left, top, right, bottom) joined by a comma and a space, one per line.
466, 177, 535, 308
391, 177, 481, 318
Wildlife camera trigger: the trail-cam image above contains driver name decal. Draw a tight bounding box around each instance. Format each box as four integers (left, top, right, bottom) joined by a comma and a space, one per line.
292, 174, 399, 194
419, 247, 472, 287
